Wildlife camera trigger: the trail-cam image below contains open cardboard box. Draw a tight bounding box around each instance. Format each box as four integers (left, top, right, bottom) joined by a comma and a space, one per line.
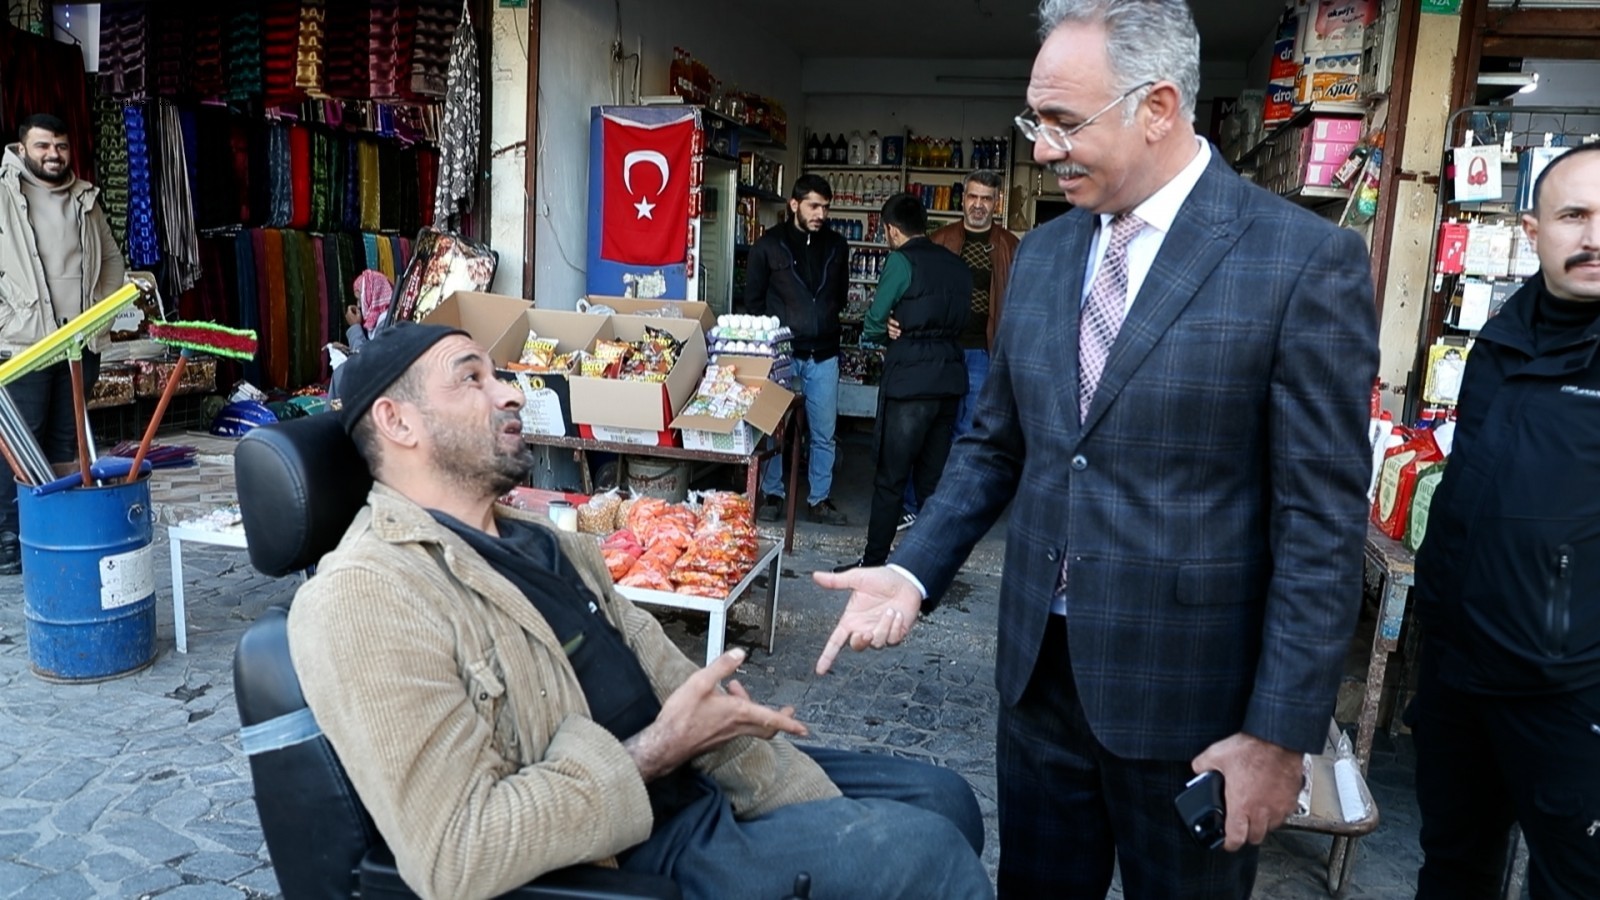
421, 291, 533, 365
584, 296, 716, 333
671, 355, 795, 455
568, 315, 708, 443
513, 309, 613, 437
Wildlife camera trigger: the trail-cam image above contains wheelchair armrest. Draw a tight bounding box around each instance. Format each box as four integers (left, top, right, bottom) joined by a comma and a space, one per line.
358, 846, 681, 900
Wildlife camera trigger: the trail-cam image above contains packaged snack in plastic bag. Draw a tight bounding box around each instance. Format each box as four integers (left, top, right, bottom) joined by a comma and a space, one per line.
619, 542, 682, 591
578, 488, 624, 534
600, 529, 644, 581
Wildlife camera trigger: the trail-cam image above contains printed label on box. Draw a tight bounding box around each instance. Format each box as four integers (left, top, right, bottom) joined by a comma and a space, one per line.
100, 544, 154, 610
516, 376, 565, 437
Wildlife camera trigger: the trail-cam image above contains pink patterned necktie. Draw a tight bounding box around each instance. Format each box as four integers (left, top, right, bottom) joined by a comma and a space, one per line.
1077, 213, 1145, 422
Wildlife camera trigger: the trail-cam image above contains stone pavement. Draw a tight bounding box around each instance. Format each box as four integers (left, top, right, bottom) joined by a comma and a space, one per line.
0, 433, 1438, 899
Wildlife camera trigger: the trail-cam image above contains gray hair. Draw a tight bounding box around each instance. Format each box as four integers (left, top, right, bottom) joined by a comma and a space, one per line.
1036, 0, 1200, 122
964, 169, 1004, 192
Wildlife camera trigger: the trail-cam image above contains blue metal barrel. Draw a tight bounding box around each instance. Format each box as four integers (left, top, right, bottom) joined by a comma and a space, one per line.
19, 477, 156, 682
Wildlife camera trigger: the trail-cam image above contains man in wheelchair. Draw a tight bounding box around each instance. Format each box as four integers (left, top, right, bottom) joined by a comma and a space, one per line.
286, 323, 994, 900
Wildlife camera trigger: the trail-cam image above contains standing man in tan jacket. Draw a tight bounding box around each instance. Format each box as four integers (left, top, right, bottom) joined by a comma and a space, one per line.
288, 322, 993, 900
0, 113, 126, 574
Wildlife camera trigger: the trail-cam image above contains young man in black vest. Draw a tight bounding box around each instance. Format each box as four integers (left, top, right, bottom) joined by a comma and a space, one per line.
835, 193, 970, 572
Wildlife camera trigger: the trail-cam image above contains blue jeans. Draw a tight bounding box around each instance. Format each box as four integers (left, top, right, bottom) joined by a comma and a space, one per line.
903, 348, 988, 515
761, 355, 838, 507
622, 745, 992, 899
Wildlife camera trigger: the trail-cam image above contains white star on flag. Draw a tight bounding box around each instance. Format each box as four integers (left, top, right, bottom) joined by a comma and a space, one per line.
634, 197, 656, 219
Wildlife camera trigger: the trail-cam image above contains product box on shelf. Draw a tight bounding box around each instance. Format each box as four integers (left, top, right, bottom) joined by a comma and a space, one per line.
1264, 81, 1297, 127
421, 291, 534, 365
671, 355, 796, 455
1294, 52, 1362, 104
582, 296, 717, 333
1309, 116, 1363, 144
514, 309, 613, 437
569, 315, 708, 441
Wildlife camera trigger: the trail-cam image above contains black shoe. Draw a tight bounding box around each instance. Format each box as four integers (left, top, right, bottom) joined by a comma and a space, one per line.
758, 495, 784, 523
807, 499, 847, 526
896, 512, 917, 532
0, 531, 18, 576
831, 558, 864, 574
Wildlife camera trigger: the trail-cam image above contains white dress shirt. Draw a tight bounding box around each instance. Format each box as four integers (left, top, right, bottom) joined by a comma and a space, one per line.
1081, 138, 1211, 313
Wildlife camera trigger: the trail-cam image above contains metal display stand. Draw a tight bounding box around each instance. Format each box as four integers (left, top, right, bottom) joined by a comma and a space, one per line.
616, 540, 783, 666
521, 399, 804, 553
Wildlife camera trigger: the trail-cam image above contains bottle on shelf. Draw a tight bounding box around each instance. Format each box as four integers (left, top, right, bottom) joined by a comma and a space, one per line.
806, 132, 821, 164
867, 130, 882, 166
849, 130, 866, 166
951, 137, 963, 169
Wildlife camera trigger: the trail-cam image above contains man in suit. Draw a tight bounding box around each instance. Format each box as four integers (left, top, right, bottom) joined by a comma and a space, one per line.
813, 1, 1379, 897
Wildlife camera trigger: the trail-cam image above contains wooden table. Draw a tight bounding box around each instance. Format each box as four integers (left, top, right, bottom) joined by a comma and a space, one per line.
1289, 524, 1416, 896
523, 400, 805, 552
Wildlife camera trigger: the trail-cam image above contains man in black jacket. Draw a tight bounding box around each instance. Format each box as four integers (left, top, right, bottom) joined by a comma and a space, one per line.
745, 174, 850, 526
1410, 142, 1600, 900
834, 194, 968, 572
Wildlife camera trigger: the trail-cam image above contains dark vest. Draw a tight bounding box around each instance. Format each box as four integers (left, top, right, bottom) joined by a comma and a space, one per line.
881, 237, 970, 400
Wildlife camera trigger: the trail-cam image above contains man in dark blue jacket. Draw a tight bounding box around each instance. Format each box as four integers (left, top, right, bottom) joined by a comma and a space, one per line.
1410, 142, 1600, 900
835, 193, 969, 572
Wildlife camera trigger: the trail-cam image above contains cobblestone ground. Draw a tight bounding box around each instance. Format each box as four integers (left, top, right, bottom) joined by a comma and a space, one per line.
1, 507, 1433, 899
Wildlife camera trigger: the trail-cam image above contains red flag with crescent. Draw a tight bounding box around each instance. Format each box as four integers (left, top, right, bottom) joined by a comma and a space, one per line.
601, 115, 694, 266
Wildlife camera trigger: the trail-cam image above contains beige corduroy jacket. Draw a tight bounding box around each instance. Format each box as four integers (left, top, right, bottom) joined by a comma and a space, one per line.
287, 484, 840, 900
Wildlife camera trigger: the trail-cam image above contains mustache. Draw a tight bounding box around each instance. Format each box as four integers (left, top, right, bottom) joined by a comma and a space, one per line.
1566, 251, 1600, 271
1048, 161, 1090, 179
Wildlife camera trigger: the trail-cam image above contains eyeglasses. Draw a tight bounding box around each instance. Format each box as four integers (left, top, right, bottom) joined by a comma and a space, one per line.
1014, 81, 1157, 154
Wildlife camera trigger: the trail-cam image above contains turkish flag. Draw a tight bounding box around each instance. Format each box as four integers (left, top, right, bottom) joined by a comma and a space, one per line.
601, 115, 695, 266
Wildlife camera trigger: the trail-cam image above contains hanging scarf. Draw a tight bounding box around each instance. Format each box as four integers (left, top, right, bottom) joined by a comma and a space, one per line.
123, 103, 162, 268
234, 230, 264, 388
295, 0, 328, 98
98, 3, 149, 99
154, 100, 202, 296
225, 6, 265, 101
93, 90, 130, 254
433, 1, 479, 225
357, 139, 381, 232
288, 125, 313, 229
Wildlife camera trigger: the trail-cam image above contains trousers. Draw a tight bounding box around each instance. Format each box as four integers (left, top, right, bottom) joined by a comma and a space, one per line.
761, 356, 838, 506
622, 744, 993, 899
997, 615, 1258, 899
866, 396, 957, 566
1411, 652, 1600, 900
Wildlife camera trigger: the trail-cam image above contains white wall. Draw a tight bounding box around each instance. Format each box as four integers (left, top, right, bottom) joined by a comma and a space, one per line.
488, 7, 531, 298
525, 0, 804, 310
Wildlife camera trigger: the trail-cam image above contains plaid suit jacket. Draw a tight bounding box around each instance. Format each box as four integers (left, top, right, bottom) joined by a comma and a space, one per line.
891, 152, 1379, 759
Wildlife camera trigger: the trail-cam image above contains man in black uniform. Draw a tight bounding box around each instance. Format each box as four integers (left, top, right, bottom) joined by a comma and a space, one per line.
835, 193, 968, 572
745, 174, 850, 526
1410, 142, 1600, 900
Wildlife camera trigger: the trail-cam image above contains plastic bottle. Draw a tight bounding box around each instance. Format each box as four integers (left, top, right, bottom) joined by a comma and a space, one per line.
867, 130, 882, 166
849, 130, 866, 166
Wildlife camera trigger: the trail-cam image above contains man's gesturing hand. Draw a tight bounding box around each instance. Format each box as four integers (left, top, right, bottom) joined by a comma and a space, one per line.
625, 648, 807, 782
1191, 732, 1305, 852
812, 566, 923, 675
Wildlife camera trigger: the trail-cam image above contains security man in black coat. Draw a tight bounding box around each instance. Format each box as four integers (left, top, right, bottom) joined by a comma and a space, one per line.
836, 193, 969, 572
1410, 142, 1600, 900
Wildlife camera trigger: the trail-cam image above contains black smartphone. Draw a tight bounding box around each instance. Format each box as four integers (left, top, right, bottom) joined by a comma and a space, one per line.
1174, 770, 1227, 850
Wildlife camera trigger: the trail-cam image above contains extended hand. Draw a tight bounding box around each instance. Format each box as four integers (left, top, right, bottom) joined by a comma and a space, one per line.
812, 566, 923, 675
625, 648, 806, 781
1191, 733, 1304, 852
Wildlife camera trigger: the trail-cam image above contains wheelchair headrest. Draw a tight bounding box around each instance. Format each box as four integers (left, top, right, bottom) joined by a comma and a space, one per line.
235, 414, 373, 577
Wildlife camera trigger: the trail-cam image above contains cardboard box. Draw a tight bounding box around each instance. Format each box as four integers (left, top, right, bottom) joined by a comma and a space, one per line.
1306, 139, 1357, 165
1264, 81, 1297, 127
1310, 116, 1363, 143
582, 296, 716, 333
568, 315, 708, 434
579, 423, 680, 447
421, 291, 533, 366
1302, 162, 1339, 187
1295, 52, 1362, 104
514, 309, 613, 437
671, 356, 796, 455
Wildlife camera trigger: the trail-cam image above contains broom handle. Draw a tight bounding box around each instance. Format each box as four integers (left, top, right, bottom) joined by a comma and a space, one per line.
124, 355, 188, 485
0, 431, 28, 484
69, 359, 91, 486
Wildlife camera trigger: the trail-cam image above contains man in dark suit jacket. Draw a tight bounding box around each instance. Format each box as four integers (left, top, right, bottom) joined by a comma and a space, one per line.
814, 1, 1379, 897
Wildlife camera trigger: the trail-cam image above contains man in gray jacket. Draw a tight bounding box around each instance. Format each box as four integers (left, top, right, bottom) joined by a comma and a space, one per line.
0, 113, 125, 574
